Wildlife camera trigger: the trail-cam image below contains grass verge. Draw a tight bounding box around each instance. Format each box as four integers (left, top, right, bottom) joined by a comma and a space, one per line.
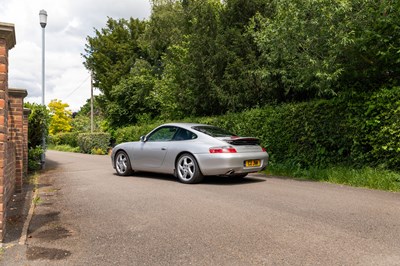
48, 144, 80, 153
266, 163, 400, 192
27, 172, 42, 205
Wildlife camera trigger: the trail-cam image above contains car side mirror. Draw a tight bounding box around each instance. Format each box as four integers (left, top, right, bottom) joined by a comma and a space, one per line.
140, 136, 147, 142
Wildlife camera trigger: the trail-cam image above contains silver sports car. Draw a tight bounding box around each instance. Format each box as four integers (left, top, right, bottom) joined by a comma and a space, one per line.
111, 123, 269, 184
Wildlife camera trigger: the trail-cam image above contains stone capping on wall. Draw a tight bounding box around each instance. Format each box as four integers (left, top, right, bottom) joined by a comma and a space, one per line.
8, 88, 28, 98
0, 23, 16, 50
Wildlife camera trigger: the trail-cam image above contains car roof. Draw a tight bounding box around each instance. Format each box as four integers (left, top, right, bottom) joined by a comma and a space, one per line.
162, 122, 209, 130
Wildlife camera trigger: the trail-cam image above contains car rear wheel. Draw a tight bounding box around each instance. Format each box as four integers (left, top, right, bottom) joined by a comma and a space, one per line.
176, 153, 203, 184
115, 151, 133, 176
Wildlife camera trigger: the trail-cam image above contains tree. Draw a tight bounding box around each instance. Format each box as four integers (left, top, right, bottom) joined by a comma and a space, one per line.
249, 0, 400, 100
72, 96, 104, 132
83, 18, 147, 98
82, 0, 400, 126
157, 0, 225, 117
140, 0, 185, 70
83, 17, 156, 127
340, 0, 400, 90
212, 0, 275, 111
248, 0, 352, 101
156, 0, 275, 117
106, 59, 159, 126
48, 99, 72, 135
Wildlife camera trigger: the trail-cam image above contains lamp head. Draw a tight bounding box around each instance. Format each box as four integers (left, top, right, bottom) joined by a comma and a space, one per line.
39, 10, 47, 28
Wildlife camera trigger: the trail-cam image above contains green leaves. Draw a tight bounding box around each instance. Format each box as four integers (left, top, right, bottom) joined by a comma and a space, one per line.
83, 18, 150, 127
356, 87, 400, 169
24, 102, 50, 149
82, 0, 399, 132
77, 133, 111, 154
48, 99, 72, 135
249, 0, 351, 99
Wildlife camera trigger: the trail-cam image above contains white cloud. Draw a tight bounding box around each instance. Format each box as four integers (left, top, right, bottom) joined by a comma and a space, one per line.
1, 0, 151, 111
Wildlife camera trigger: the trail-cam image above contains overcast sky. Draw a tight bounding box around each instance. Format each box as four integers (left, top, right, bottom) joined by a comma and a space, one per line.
1, 0, 151, 111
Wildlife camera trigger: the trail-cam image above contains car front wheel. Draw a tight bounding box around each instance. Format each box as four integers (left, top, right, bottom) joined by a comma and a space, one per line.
115, 151, 133, 176
176, 153, 203, 184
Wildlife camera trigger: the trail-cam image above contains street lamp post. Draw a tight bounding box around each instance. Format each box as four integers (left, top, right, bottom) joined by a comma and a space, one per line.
39, 9, 47, 169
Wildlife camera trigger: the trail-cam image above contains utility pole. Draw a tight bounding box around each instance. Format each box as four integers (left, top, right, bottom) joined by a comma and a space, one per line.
91, 73, 94, 133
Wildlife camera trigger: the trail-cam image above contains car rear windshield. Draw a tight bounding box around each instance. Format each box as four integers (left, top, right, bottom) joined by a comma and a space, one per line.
192, 126, 235, 137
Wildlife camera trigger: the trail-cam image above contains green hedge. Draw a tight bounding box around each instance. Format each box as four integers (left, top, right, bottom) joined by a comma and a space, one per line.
112, 87, 400, 171
28, 146, 43, 171
50, 132, 79, 147
192, 101, 354, 168
352, 87, 400, 169
113, 123, 162, 144
77, 133, 111, 155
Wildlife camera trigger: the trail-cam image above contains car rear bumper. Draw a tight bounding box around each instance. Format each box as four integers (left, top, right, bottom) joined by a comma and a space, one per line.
194, 152, 269, 176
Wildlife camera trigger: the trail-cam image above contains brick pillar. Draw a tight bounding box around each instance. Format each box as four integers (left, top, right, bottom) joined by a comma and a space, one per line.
23, 108, 30, 179
9, 89, 27, 193
0, 22, 16, 241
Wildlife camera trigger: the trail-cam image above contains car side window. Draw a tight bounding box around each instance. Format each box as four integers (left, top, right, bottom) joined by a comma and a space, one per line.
147, 126, 177, 142
173, 128, 197, 141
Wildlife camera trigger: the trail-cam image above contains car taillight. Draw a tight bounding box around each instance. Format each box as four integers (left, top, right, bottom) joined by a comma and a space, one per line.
209, 146, 237, 153
262, 147, 267, 152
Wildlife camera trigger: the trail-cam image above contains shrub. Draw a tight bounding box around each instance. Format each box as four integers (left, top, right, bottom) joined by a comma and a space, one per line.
28, 146, 43, 172
113, 123, 160, 144
111, 87, 400, 171
25, 103, 50, 149
50, 132, 79, 147
352, 87, 400, 169
91, 147, 107, 155
77, 132, 111, 154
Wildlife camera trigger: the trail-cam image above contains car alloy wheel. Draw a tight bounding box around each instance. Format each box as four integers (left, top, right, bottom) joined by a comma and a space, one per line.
176, 153, 203, 184
115, 151, 133, 176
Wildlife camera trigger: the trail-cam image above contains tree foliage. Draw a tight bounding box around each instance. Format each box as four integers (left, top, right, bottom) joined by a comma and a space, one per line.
72, 96, 104, 133
83, 0, 400, 124
24, 102, 50, 149
250, 0, 400, 99
25, 102, 50, 171
48, 99, 72, 135
83, 17, 151, 127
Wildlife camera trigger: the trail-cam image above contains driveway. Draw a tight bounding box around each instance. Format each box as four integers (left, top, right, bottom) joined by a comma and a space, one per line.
2, 150, 400, 265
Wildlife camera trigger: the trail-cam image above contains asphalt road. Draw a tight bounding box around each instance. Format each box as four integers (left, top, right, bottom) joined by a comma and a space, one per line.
3, 150, 400, 265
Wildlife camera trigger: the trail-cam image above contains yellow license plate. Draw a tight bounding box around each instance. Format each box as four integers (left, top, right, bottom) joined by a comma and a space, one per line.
244, 160, 261, 167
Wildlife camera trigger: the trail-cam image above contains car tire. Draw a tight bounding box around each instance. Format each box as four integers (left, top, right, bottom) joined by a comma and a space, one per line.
115, 151, 133, 176
176, 153, 204, 184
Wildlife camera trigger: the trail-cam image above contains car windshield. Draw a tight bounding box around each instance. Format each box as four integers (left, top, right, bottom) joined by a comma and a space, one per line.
192, 126, 236, 137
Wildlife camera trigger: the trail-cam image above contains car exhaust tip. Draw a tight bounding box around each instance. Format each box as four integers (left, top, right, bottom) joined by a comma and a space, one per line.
225, 169, 235, 176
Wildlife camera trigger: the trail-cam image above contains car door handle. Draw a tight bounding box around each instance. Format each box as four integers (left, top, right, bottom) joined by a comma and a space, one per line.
161, 147, 167, 151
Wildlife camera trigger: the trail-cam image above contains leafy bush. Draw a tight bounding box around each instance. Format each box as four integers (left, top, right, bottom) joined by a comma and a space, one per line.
192, 101, 354, 169
77, 133, 111, 154
28, 146, 43, 171
91, 147, 107, 155
111, 87, 400, 172
352, 87, 400, 169
25, 103, 50, 149
113, 123, 161, 144
50, 132, 79, 147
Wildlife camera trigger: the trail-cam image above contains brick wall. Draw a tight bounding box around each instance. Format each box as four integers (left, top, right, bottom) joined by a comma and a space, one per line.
0, 22, 29, 241
9, 89, 28, 193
